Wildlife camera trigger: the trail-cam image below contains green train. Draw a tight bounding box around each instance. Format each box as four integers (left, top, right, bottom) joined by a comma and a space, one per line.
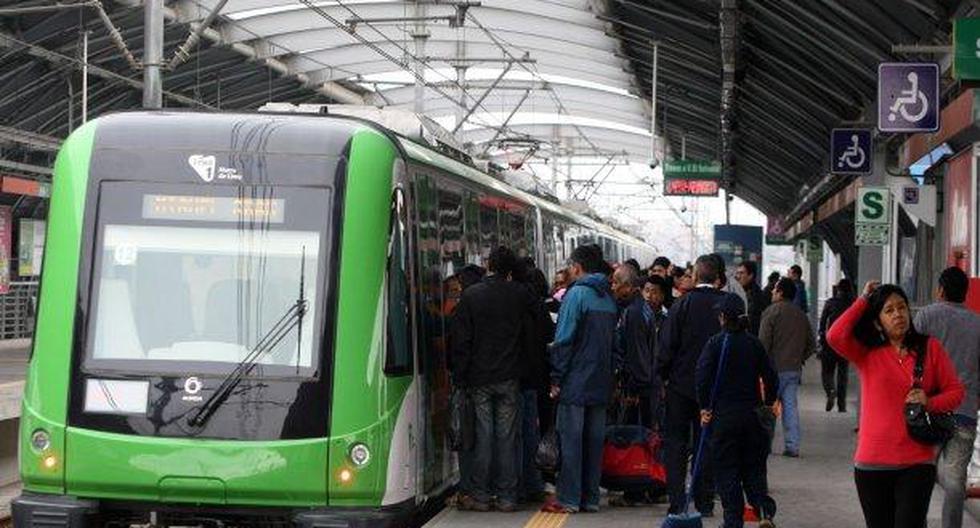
13, 109, 654, 528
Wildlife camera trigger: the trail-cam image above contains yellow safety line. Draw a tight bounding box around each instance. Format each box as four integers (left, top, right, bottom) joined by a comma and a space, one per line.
522, 510, 569, 528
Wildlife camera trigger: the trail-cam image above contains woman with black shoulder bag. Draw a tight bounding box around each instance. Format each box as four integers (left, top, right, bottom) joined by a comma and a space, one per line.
827, 281, 965, 528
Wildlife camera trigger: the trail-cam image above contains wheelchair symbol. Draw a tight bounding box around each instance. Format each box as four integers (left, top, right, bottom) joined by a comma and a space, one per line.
837, 134, 866, 170
888, 72, 929, 123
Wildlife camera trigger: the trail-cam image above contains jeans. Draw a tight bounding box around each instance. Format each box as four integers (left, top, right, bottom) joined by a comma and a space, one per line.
556, 403, 607, 511
664, 390, 715, 514
777, 371, 801, 454
517, 389, 545, 498
471, 379, 521, 504
940, 422, 976, 528
820, 354, 849, 411
458, 447, 474, 496
855, 465, 936, 528
711, 410, 776, 528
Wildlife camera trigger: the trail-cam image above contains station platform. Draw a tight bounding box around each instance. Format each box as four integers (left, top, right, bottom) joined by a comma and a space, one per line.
425, 363, 980, 528
0, 338, 29, 524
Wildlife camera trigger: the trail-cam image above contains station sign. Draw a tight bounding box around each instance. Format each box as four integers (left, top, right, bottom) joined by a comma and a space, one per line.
878, 63, 940, 132
855, 186, 891, 246
831, 129, 872, 175
954, 17, 980, 80
663, 159, 721, 197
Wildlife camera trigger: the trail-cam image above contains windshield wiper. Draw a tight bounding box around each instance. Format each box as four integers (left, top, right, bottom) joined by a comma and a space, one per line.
188, 250, 308, 428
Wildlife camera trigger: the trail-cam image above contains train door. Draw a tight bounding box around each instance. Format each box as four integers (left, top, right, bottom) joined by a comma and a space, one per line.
383, 163, 421, 506
410, 169, 454, 499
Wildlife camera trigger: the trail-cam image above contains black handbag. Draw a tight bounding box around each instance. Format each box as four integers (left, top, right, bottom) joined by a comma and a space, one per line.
904, 348, 955, 445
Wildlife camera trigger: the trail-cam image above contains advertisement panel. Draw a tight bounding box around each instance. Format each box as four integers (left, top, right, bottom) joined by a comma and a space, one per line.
0, 207, 11, 294
944, 151, 973, 271
713, 224, 763, 284
18, 219, 45, 277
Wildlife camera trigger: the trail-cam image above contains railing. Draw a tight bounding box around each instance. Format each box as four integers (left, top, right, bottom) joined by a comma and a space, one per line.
0, 282, 37, 340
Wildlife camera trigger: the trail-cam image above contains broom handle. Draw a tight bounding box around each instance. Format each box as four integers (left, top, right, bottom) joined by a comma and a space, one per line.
682, 333, 730, 514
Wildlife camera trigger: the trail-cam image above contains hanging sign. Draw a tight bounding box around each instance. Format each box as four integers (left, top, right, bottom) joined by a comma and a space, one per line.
663, 159, 721, 197
855, 187, 891, 246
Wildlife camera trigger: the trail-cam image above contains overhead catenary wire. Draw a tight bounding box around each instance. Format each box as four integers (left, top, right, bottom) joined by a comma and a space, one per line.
464, 11, 605, 159
298, 0, 525, 138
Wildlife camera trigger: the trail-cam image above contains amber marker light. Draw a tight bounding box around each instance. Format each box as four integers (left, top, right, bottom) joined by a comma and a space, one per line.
43, 455, 57, 469
338, 468, 353, 484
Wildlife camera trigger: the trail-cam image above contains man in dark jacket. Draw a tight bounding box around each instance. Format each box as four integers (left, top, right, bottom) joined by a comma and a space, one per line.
450, 246, 533, 512
658, 254, 727, 516
735, 261, 769, 336
818, 278, 854, 412
543, 245, 618, 514
612, 264, 656, 428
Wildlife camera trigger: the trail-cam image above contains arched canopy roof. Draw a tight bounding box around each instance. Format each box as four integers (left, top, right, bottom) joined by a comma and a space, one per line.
0, 0, 974, 218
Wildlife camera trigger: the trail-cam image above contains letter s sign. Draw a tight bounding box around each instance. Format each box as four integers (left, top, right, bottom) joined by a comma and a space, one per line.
861, 191, 884, 220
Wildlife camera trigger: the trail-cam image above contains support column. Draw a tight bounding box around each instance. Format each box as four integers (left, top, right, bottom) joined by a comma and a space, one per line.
856, 148, 887, 288
143, 0, 163, 109
809, 256, 821, 328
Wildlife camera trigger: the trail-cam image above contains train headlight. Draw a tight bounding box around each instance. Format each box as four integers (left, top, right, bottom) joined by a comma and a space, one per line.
349, 443, 371, 467
30, 429, 50, 452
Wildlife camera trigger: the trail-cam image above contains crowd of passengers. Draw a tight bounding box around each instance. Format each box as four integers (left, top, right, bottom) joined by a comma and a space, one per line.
447, 242, 980, 528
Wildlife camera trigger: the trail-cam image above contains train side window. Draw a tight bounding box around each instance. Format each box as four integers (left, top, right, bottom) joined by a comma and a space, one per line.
385, 188, 413, 376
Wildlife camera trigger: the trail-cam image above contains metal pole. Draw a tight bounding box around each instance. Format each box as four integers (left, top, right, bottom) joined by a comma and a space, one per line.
412, 3, 428, 114
650, 41, 658, 159
681, 134, 686, 160
143, 0, 164, 108
82, 31, 88, 123
725, 190, 731, 224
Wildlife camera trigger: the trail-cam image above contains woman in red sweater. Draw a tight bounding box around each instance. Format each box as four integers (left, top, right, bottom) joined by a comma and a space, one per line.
827, 281, 964, 528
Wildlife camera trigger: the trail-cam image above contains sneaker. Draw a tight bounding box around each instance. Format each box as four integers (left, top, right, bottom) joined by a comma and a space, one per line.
495, 501, 518, 513
458, 496, 491, 512
782, 449, 800, 458
582, 505, 600, 513
540, 500, 577, 514
825, 396, 834, 412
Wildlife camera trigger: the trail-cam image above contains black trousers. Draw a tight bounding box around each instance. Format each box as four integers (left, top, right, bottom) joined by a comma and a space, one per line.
712, 410, 776, 528
854, 465, 936, 528
821, 354, 849, 410
664, 390, 714, 514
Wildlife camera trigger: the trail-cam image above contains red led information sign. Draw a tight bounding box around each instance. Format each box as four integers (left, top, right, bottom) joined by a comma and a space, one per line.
664, 179, 720, 196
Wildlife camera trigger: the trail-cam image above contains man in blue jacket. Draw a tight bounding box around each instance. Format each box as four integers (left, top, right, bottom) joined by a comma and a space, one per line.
542, 244, 619, 514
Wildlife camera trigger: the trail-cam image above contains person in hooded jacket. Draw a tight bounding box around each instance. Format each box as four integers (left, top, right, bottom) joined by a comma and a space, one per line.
541, 244, 619, 514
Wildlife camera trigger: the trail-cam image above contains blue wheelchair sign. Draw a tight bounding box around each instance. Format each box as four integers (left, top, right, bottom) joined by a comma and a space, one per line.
878, 63, 939, 132
831, 129, 872, 175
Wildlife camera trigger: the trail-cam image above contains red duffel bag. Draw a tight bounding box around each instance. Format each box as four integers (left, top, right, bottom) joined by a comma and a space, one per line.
600, 423, 667, 492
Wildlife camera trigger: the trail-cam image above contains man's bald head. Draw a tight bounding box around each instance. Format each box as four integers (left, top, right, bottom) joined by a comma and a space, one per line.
612, 264, 638, 301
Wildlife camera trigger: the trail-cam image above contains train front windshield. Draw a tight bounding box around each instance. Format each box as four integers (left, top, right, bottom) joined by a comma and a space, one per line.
83, 182, 331, 377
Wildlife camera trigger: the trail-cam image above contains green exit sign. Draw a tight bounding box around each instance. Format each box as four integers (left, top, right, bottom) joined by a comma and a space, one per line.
954, 17, 980, 80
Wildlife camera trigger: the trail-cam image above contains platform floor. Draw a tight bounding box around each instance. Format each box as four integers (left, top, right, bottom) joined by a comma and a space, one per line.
425, 362, 980, 528
0, 339, 29, 385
